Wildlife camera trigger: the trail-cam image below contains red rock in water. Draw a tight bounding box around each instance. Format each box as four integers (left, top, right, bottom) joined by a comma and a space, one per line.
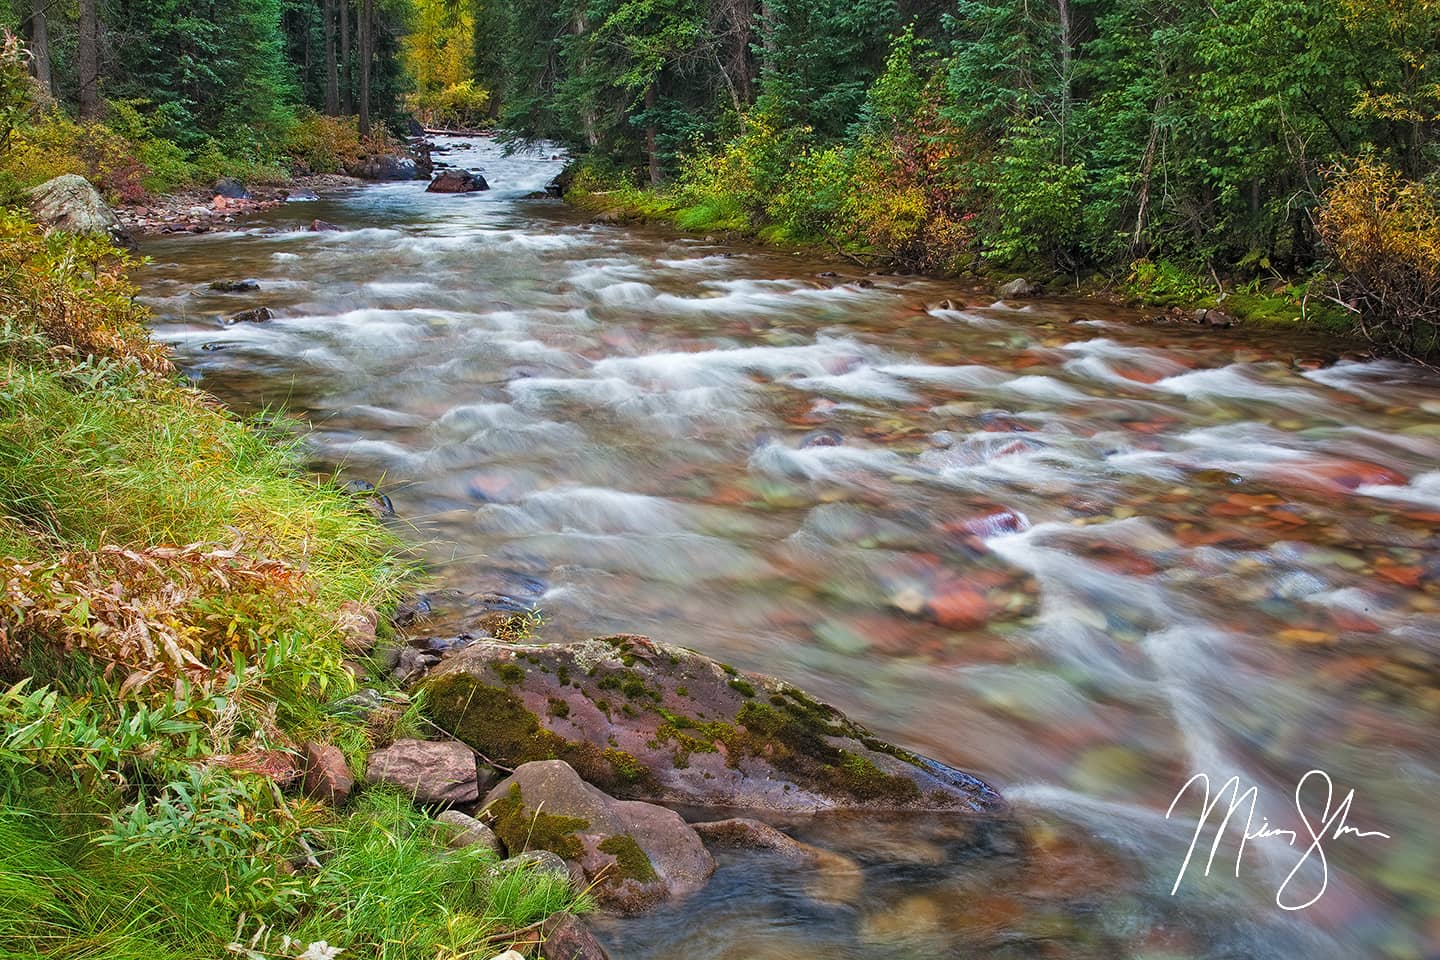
926, 578, 991, 629
426, 170, 489, 193
1266, 458, 1406, 495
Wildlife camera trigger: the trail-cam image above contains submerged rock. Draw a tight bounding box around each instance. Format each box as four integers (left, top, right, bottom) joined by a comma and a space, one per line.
426, 169, 489, 193
29, 174, 127, 242
480, 760, 714, 912
208, 278, 260, 292
424, 635, 1004, 813
691, 817, 864, 904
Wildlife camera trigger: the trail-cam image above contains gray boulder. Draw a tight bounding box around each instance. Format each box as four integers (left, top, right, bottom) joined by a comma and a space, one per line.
365, 739, 485, 804
437, 809, 504, 856
352, 154, 423, 181
998, 277, 1037, 299
481, 760, 715, 912
29, 175, 127, 242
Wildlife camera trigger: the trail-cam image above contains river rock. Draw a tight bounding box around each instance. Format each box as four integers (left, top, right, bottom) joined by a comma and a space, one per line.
998, 277, 1037, 298
213, 178, 251, 199
336, 600, 378, 652
498, 849, 571, 882
365, 739, 485, 804
427, 170, 490, 193
538, 913, 610, 960
437, 809, 504, 855
424, 635, 1004, 813
351, 154, 424, 181
481, 760, 714, 912
29, 175, 127, 242
309, 218, 343, 232
208, 278, 260, 292
691, 818, 864, 904
224, 307, 273, 325
301, 741, 354, 805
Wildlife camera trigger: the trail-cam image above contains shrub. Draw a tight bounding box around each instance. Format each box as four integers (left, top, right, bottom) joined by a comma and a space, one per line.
2, 111, 156, 202
104, 99, 197, 193
0, 31, 35, 155
675, 101, 809, 229
1317, 157, 1440, 359
0, 210, 164, 368
984, 117, 1088, 270
282, 111, 367, 175
406, 80, 492, 131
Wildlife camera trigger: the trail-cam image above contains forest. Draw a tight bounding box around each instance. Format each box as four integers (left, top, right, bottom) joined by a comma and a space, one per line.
2, 0, 1438, 353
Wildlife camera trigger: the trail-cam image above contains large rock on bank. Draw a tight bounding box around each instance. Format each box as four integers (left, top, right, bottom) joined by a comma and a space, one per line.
424, 635, 1004, 813
482, 760, 714, 912
29, 174, 127, 242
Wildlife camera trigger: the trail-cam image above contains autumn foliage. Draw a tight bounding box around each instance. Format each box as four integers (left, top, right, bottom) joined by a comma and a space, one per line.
1318, 158, 1440, 359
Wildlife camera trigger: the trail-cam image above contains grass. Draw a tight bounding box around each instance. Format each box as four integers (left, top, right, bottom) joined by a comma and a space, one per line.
0, 790, 588, 960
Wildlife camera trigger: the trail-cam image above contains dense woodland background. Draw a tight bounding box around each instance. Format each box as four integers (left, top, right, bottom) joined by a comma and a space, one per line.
2, 0, 1438, 350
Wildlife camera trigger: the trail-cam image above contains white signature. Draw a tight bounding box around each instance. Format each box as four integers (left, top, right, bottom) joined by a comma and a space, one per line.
1166, 769, 1390, 910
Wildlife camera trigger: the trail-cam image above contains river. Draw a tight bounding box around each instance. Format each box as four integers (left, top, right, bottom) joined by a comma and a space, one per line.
137, 137, 1439, 959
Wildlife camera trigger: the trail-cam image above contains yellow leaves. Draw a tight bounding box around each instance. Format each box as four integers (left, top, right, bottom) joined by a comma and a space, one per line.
1318, 157, 1440, 355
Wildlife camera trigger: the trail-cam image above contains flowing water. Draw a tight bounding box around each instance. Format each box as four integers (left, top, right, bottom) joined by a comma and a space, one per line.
138, 138, 1440, 959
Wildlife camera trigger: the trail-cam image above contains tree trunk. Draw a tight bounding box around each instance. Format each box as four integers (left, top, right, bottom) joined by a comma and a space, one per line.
358, 0, 373, 137
1056, 0, 1075, 164
77, 0, 100, 120
324, 0, 339, 115
341, 0, 353, 115
572, 9, 599, 147
645, 83, 660, 187
26, 0, 52, 96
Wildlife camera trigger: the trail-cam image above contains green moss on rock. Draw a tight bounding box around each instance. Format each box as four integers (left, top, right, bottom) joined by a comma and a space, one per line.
424, 675, 651, 792
597, 834, 659, 882
727, 677, 756, 698
494, 662, 526, 685
486, 784, 589, 860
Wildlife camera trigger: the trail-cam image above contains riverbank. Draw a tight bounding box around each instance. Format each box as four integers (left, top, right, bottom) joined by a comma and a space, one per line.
113, 174, 367, 237
565, 180, 1364, 348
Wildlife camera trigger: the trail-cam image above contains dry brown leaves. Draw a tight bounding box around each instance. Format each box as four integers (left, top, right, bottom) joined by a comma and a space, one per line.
0, 541, 312, 695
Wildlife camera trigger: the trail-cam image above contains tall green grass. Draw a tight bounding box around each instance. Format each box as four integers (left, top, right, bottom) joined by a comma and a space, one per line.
0, 790, 588, 960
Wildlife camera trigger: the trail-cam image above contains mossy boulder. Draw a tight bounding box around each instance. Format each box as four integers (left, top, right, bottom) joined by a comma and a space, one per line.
481, 760, 713, 912
423, 635, 1004, 813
